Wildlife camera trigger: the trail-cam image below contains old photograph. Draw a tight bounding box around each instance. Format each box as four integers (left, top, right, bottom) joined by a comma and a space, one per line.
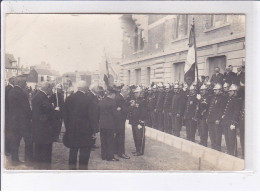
4, 13, 245, 171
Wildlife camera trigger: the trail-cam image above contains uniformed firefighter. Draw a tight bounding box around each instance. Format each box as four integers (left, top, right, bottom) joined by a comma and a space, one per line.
128, 87, 147, 156
221, 84, 242, 156
206, 83, 227, 151
163, 84, 174, 133
154, 83, 166, 131
197, 84, 211, 147
184, 85, 199, 142
151, 85, 159, 129
170, 83, 187, 137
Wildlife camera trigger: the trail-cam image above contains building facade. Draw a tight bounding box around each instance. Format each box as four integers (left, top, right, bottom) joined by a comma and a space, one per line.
5, 54, 22, 81
120, 14, 245, 86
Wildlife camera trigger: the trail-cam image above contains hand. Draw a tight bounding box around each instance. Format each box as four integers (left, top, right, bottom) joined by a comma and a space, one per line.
197, 94, 201, 100
215, 120, 220, 125
176, 114, 180, 117
192, 117, 197, 122
230, 124, 235, 130
137, 124, 142, 130
154, 109, 157, 113
117, 107, 121, 111
169, 112, 172, 116
55, 107, 60, 111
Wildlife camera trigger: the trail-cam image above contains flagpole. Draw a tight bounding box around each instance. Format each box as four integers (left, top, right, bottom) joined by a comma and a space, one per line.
192, 17, 199, 92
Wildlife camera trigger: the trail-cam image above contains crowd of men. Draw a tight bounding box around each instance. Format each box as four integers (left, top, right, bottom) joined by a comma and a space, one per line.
141, 65, 245, 158
4, 64, 245, 170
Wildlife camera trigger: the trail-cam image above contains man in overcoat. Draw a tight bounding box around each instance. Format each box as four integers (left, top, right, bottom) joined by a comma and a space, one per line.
8, 76, 33, 166
63, 81, 94, 169
114, 85, 131, 159
32, 82, 57, 169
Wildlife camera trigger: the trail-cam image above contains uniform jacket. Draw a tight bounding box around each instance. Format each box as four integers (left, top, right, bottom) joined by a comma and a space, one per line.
239, 100, 245, 128
221, 96, 242, 126
163, 90, 174, 112
128, 97, 148, 126
184, 94, 198, 120
147, 92, 158, 111
171, 91, 187, 116
115, 93, 128, 129
99, 96, 118, 131
32, 90, 57, 144
210, 73, 224, 85
63, 91, 94, 148
197, 94, 211, 120
87, 91, 100, 133
155, 90, 166, 112
8, 86, 32, 137
206, 94, 227, 123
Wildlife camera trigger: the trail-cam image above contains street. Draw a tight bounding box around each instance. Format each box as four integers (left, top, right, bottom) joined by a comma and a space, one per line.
5, 124, 217, 171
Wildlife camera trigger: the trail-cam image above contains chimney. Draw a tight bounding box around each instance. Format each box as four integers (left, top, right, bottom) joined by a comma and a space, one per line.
18, 57, 20, 67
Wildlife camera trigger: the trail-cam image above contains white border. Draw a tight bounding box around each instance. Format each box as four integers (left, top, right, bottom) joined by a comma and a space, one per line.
1, 1, 260, 190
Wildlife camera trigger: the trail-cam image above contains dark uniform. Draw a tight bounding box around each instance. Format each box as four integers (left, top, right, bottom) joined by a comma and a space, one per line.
238, 100, 245, 158
49, 91, 65, 141
114, 93, 129, 156
155, 90, 166, 131
147, 90, 158, 128
170, 90, 187, 136
197, 94, 211, 146
222, 96, 242, 156
206, 94, 227, 151
5, 83, 14, 155
8, 85, 33, 163
184, 94, 198, 142
163, 89, 174, 133
99, 96, 118, 161
129, 96, 147, 155
63, 91, 94, 169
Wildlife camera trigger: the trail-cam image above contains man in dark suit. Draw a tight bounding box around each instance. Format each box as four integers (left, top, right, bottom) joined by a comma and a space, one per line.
63, 81, 94, 170
32, 82, 57, 169
223, 65, 236, 85
210, 67, 224, 85
8, 76, 33, 166
163, 84, 174, 133
87, 83, 100, 150
114, 86, 131, 159
99, 87, 119, 161
49, 84, 65, 142
5, 76, 15, 156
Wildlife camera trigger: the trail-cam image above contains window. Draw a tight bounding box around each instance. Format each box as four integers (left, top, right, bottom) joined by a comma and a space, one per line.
147, 67, 151, 86
207, 56, 226, 78
172, 15, 189, 40
127, 70, 131, 85
206, 15, 228, 29
134, 26, 145, 52
135, 69, 141, 85
47, 76, 50, 81
41, 76, 44, 81
173, 62, 185, 83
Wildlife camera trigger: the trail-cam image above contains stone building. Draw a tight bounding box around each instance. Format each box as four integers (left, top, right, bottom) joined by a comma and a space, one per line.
120, 14, 245, 86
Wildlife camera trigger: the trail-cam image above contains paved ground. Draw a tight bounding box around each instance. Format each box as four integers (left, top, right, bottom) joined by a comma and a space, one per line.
5, 124, 217, 171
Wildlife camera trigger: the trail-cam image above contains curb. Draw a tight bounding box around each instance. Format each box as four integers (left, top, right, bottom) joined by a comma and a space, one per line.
126, 123, 244, 171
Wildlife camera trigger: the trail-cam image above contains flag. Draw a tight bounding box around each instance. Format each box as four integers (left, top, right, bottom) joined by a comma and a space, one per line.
103, 59, 110, 88
184, 23, 197, 86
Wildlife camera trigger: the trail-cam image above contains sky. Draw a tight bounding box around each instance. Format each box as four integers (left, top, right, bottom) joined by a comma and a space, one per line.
5, 14, 123, 74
